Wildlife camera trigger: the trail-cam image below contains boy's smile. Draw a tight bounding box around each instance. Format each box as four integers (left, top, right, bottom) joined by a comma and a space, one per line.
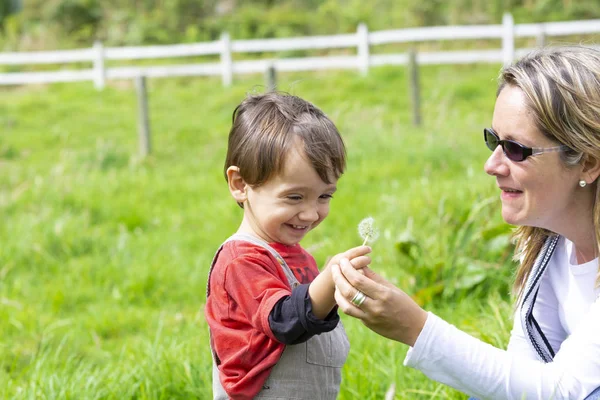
239, 139, 337, 246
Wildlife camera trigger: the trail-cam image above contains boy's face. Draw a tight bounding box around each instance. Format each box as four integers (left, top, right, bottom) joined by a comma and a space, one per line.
240, 142, 337, 246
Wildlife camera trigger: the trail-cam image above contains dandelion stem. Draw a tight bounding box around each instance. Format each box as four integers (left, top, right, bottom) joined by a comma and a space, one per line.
362, 234, 369, 246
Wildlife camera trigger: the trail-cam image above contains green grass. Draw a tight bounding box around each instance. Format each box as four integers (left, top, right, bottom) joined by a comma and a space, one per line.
0, 64, 516, 399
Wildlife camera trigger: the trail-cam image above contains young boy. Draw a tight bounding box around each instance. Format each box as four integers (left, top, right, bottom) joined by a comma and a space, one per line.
205, 92, 371, 399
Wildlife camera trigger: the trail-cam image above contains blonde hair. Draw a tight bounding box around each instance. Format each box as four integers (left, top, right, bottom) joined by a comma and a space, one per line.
498, 46, 600, 299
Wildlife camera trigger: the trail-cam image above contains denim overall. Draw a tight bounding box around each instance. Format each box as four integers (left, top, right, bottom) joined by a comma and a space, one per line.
207, 233, 350, 399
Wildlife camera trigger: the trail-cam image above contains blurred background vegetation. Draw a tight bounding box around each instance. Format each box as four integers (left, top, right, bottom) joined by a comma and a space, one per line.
1, 0, 600, 51
1, 0, 598, 398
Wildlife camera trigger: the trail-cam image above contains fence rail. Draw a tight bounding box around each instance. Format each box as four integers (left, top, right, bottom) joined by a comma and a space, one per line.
1, 13, 599, 89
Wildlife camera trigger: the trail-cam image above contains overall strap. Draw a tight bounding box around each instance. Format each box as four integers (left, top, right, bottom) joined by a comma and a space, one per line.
520, 235, 560, 363
206, 233, 299, 301
223, 233, 299, 287
206, 232, 302, 387
206, 233, 299, 400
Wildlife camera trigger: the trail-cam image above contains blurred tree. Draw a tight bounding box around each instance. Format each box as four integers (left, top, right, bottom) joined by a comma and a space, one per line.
51, 0, 102, 38
3, 0, 600, 48
0, 0, 22, 29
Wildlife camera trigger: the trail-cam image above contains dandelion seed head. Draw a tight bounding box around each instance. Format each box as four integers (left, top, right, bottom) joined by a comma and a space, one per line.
358, 217, 379, 244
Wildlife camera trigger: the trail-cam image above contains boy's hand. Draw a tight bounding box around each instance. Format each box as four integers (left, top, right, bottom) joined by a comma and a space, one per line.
309, 246, 372, 318
325, 245, 371, 272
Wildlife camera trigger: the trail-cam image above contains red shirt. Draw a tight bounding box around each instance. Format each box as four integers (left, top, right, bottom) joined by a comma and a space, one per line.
205, 240, 320, 400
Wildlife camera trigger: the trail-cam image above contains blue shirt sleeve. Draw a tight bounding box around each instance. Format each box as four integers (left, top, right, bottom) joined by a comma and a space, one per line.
268, 283, 340, 345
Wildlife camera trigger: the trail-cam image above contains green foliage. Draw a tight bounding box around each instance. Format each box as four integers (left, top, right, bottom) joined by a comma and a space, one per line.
0, 0, 20, 24
51, 0, 102, 36
1, 0, 600, 49
395, 196, 514, 305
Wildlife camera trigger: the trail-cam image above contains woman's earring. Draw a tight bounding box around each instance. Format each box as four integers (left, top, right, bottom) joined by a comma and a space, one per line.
579, 180, 587, 188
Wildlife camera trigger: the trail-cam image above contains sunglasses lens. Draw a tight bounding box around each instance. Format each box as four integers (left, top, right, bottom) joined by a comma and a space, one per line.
484, 129, 497, 151
484, 128, 527, 161
503, 141, 525, 161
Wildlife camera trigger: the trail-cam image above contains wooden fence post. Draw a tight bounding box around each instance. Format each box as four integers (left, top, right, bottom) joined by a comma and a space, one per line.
221, 32, 233, 87
502, 13, 515, 67
265, 63, 277, 92
93, 41, 105, 90
135, 75, 151, 157
357, 23, 370, 76
408, 49, 421, 127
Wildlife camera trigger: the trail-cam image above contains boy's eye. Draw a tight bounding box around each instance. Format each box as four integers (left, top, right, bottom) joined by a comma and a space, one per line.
286, 195, 302, 201
320, 194, 334, 200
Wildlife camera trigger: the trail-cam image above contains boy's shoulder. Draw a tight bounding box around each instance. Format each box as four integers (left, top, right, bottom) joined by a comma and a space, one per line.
215, 239, 276, 268
215, 239, 311, 266
220, 239, 268, 257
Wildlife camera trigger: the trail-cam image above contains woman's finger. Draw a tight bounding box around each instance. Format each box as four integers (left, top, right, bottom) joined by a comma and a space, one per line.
338, 258, 384, 300
332, 260, 376, 311
349, 255, 371, 269
331, 264, 368, 318
362, 267, 396, 289
324, 246, 370, 270
331, 261, 360, 299
343, 245, 371, 260
333, 285, 367, 319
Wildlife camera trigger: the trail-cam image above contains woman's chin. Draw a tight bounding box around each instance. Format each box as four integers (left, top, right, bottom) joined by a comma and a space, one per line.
501, 210, 523, 226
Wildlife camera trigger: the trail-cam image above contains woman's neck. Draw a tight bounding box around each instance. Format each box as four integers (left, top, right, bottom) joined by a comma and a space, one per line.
550, 192, 597, 264
573, 238, 598, 264
564, 226, 597, 264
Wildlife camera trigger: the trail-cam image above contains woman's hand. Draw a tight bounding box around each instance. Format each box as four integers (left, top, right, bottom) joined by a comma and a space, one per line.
308, 246, 371, 319
332, 258, 428, 347
325, 245, 371, 272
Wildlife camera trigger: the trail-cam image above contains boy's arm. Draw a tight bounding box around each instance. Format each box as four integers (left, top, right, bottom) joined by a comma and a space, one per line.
308, 245, 371, 319
269, 283, 338, 344
269, 246, 371, 344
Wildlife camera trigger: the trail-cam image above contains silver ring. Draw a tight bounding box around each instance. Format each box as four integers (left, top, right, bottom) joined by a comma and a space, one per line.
351, 290, 367, 307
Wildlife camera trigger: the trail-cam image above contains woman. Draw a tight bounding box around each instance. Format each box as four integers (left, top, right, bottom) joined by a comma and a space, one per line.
332, 46, 600, 400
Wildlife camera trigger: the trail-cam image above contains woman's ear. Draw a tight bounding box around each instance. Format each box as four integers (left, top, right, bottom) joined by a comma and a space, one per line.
226, 166, 248, 204
581, 155, 600, 186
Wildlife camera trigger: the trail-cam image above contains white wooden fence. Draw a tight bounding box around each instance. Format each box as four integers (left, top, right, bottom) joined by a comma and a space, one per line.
0, 13, 599, 90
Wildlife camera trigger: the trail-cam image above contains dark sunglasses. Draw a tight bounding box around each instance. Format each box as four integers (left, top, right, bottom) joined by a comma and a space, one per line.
483, 128, 569, 162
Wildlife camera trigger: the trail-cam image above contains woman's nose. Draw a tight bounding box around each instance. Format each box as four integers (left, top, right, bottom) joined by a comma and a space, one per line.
484, 145, 509, 177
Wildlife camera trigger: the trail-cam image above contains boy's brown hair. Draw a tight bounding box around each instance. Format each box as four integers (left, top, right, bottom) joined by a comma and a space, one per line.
224, 92, 346, 188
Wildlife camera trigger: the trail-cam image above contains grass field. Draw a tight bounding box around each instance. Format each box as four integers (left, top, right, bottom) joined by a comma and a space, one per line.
0, 64, 518, 399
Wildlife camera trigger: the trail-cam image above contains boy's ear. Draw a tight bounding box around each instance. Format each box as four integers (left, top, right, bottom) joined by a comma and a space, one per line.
226, 166, 248, 204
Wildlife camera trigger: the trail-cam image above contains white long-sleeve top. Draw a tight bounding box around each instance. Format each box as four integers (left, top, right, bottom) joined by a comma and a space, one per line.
404, 237, 600, 400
